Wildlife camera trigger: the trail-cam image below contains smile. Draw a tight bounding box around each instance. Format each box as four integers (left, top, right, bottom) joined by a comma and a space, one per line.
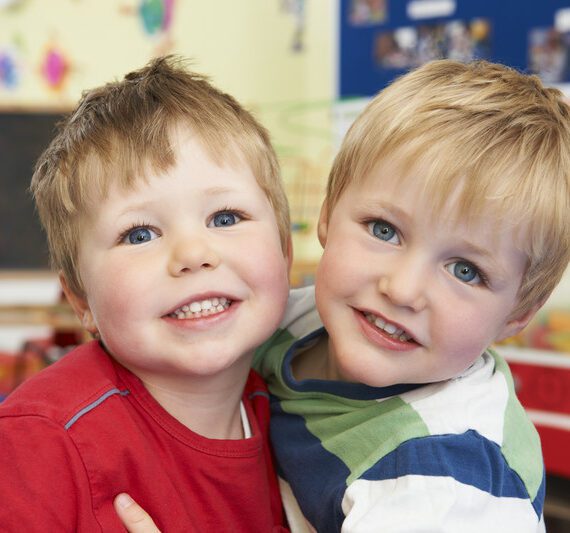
364, 312, 413, 342
168, 297, 232, 319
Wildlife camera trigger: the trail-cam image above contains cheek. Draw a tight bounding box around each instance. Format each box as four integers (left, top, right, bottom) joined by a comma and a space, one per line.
317, 240, 362, 298
257, 251, 291, 301
239, 230, 289, 283
432, 305, 504, 368
85, 268, 145, 327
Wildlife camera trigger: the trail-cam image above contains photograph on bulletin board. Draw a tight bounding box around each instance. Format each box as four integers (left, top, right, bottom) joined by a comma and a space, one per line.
528, 26, 570, 83
374, 18, 491, 69
349, 0, 387, 26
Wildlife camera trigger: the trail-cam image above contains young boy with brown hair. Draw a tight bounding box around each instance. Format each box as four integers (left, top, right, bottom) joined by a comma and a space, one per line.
0, 56, 292, 531
116, 60, 570, 532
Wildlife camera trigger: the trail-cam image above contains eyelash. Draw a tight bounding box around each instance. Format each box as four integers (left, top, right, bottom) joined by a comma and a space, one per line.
363, 217, 400, 243
210, 207, 248, 223
117, 221, 157, 244
454, 259, 490, 287
116, 207, 249, 244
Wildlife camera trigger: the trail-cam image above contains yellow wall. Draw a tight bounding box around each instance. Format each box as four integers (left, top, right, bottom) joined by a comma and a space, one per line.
0, 0, 337, 271
0, 1, 334, 106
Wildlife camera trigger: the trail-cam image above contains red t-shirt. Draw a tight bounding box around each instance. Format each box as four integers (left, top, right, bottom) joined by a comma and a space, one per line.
0, 341, 286, 532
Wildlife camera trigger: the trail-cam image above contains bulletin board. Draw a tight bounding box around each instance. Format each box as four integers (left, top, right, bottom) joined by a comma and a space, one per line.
339, 0, 570, 97
0, 110, 67, 270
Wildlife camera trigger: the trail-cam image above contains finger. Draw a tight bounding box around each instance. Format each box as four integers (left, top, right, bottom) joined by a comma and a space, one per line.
114, 493, 162, 533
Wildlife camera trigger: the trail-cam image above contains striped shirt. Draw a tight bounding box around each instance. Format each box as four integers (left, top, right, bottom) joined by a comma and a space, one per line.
254, 286, 545, 533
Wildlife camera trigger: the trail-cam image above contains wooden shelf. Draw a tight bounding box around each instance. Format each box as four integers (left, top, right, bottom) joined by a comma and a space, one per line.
0, 303, 80, 329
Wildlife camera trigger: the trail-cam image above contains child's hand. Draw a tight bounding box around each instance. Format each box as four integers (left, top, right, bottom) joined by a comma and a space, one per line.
114, 493, 161, 533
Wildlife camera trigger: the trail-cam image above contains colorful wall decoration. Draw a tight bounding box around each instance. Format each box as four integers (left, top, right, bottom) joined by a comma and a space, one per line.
0, 0, 337, 270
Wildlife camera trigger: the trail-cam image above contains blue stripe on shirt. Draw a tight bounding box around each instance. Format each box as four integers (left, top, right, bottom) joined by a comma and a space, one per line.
271, 397, 347, 533
361, 429, 545, 517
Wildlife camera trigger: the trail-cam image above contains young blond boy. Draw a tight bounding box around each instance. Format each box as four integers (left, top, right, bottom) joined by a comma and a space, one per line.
0, 56, 292, 531
254, 59, 569, 532
115, 60, 570, 532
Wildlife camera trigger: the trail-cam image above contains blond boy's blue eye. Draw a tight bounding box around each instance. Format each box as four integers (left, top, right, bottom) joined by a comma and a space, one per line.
447, 261, 480, 284
212, 212, 241, 227
369, 220, 399, 243
125, 227, 157, 244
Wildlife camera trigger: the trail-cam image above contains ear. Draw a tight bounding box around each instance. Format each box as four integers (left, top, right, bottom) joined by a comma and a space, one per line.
495, 303, 542, 343
59, 273, 97, 334
317, 201, 329, 248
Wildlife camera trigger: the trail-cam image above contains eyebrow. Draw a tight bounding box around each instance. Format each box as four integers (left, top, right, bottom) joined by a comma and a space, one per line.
117, 186, 240, 217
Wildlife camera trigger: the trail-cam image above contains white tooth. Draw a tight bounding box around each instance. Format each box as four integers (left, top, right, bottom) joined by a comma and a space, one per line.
189, 301, 201, 313
212, 297, 219, 306
201, 300, 213, 310
184, 311, 193, 319
392, 328, 403, 337
219, 297, 228, 305
182, 305, 189, 312
216, 305, 224, 312
374, 317, 386, 329
384, 323, 397, 335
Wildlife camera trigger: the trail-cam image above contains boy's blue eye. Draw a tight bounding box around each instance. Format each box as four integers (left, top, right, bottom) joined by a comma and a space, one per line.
447, 261, 481, 284
211, 211, 241, 227
368, 220, 399, 244
124, 227, 158, 245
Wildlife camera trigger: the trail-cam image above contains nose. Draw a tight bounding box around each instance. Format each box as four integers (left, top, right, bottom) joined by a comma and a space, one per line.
167, 233, 221, 276
377, 256, 427, 312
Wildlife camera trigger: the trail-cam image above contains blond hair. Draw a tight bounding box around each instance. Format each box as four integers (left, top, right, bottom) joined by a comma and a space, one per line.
326, 59, 570, 316
31, 55, 290, 296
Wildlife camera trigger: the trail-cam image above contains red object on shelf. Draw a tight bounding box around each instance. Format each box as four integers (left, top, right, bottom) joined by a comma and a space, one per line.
500, 346, 570, 478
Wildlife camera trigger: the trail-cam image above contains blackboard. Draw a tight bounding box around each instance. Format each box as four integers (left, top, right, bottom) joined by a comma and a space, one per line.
0, 111, 68, 270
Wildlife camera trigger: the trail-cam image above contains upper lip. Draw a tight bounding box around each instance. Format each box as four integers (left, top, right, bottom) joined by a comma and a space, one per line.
356, 307, 419, 343
163, 292, 238, 316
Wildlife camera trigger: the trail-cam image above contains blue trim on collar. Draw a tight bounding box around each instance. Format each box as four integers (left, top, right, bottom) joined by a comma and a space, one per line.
282, 327, 422, 400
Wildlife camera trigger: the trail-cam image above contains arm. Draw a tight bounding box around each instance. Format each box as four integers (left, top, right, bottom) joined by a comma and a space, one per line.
340, 433, 545, 533
0, 416, 86, 531
114, 494, 162, 533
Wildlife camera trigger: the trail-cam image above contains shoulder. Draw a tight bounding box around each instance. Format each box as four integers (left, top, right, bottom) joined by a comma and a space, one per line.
392, 352, 544, 509
0, 341, 120, 428
401, 351, 536, 446
350, 427, 544, 523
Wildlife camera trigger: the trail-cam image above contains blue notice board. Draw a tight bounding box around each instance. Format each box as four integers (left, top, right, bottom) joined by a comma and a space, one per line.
339, 0, 570, 98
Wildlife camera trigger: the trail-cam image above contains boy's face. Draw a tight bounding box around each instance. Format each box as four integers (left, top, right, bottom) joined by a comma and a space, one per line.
315, 159, 537, 387
64, 129, 290, 388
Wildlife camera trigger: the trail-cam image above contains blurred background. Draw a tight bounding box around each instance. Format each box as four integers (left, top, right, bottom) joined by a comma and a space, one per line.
1, 0, 569, 529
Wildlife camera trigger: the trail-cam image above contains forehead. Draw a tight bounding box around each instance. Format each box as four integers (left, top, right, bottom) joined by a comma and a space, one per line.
348, 156, 530, 250
81, 126, 255, 205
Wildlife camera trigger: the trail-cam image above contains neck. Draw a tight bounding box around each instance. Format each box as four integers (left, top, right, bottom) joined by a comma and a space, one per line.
291, 333, 331, 381
147, 381, 246, 439
135, 362, 251, 440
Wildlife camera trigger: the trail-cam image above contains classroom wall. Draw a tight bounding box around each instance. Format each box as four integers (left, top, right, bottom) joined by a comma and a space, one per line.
0, 0, 337, 266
